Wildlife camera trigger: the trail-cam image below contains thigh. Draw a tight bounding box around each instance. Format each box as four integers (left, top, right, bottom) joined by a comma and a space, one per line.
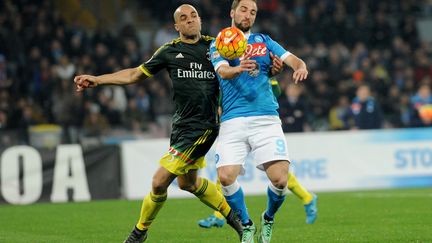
215, 118, 249, 170
161, 128, 218, 175
249, 116, 290, 170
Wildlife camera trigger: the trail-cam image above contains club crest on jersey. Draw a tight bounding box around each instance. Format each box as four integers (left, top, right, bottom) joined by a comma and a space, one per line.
241, 43, 267, 59
254, 35, 264, 42
248, 63, 260, 77
206, 50, 211, 60
212, 51, 220, 59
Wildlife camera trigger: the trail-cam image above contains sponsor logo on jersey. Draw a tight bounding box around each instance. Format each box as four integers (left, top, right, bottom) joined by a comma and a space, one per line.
177, 62, 216, 79
177, 69, 215, 79
242, 43, 267, 59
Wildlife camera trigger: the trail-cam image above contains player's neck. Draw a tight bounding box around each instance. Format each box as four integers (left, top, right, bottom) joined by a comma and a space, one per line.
231, 24, 251, 36
180, 33, 201, 44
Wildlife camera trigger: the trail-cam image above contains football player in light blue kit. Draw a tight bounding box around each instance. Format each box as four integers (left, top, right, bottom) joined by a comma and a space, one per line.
209, 1, 308, 242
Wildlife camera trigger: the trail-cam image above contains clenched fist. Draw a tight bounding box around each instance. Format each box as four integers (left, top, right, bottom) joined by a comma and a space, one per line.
74, 75, 99, 92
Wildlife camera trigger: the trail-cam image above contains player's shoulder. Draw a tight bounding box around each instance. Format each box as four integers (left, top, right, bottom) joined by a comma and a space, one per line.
201, 35, 215, 46
249, 33, 270, 42
202, 35, 215, 41
154, 38, 182, 53
158, 37, 181, 50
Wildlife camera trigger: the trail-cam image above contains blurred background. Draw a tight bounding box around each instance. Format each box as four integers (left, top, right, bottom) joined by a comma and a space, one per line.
0, 0, 431, 148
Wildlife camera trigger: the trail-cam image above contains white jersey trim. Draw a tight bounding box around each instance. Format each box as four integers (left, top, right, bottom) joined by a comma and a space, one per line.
280, 51, 292, 62
214, 60, 229, 72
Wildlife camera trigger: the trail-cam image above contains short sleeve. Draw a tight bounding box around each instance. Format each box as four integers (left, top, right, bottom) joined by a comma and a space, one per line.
139, 45, 168, 77
265, 35, 292, 61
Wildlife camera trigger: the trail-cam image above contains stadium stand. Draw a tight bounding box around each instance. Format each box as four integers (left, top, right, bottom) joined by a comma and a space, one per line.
0, 0, 431, 147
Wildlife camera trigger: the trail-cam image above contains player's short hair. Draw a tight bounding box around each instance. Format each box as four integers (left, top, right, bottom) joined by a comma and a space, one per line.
231, 0, 257, 10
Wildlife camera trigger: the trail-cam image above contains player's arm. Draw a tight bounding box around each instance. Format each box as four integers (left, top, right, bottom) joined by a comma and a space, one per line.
269, 52, 284, 77
75, 43, 169, 91
216, 59, 257, 80
74, 67, 148, 92
283, 54, 308, 84
265, 35, 308, 83
210, 39, 256, 80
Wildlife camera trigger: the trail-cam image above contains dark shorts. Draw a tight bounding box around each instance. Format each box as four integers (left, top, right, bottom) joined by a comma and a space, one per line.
160, 127, 219, 175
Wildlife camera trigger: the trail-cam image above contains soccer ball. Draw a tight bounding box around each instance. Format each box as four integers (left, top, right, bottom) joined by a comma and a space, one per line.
215, 26, 247, 60
418, 104, 432, 123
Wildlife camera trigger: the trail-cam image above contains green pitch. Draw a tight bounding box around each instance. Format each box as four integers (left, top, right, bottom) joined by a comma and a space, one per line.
1, 188, 431, 242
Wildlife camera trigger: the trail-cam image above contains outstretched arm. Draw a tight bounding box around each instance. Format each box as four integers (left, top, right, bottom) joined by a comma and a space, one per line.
74, 67, 148, 92
283, 54, 308, 83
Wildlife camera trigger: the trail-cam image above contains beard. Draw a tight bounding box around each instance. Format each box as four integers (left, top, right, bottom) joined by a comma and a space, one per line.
234, 20, 251, 32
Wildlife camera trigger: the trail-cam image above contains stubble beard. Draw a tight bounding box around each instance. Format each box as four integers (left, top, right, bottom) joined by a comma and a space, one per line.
234, 20, 250, 33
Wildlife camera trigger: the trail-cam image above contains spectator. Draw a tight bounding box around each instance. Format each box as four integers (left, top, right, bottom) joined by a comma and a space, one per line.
0, 109, 8, 130
348, 85, 383, 130
409, 83, 432, 127
54, 55, 75, 80
328, 95, 350, 130
153, 23, 177, 49
82, 103, 110, 137
278, 84, 310, 133
0, 54, 12, 89
124, 98, 152, 133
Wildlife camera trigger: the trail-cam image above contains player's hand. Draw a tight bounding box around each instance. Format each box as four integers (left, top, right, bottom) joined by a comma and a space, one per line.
293, 68, 308, 84
238, 59, 257, 72
74, 75, 99, 92
270, 52, 283, 76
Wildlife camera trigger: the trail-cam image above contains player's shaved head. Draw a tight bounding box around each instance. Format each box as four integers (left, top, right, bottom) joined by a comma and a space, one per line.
173, 4, 202, 43
173, 4, 198, 23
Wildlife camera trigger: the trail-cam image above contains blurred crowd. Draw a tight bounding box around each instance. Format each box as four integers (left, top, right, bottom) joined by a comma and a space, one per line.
0, 0, 431, 146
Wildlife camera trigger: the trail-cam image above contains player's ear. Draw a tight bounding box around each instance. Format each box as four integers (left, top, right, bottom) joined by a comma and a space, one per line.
230, 9, 235, 19
174, 23, 179, 32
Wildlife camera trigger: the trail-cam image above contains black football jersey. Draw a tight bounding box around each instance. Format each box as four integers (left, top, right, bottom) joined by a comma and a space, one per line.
140, 36, 219, 130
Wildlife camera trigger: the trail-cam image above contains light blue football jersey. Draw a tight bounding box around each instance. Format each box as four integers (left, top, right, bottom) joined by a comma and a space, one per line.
210, 33, 291, 122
